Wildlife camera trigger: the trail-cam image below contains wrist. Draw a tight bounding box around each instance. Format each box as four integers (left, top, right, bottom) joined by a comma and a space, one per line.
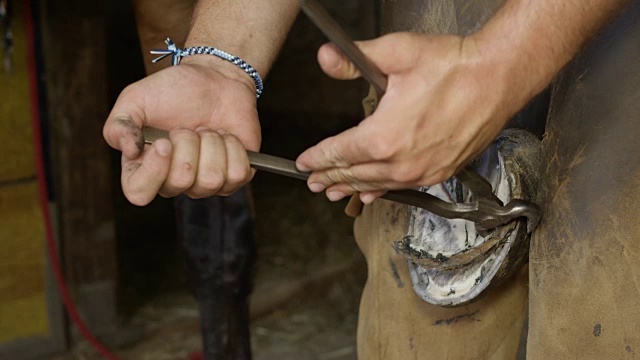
184, 14, 272, 77
465, 1, 571, 111
183, 0, 299, 79
462, 32, 550, 123
171, 32, 264, 98
180, 55, 258, 99
185, 32, 254, 68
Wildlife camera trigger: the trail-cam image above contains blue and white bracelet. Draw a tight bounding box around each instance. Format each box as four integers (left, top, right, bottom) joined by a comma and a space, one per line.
151, 38, 264, 99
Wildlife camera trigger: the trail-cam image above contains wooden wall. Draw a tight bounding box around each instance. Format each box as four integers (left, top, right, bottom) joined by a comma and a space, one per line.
0, 0, 51, 346
40, 0, 119, 338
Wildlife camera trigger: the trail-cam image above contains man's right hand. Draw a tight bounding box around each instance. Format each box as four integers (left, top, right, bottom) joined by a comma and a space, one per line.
103, 57, 261, 206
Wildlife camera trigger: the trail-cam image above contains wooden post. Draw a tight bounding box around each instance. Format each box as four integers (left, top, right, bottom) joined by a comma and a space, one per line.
40, 0, 118, 337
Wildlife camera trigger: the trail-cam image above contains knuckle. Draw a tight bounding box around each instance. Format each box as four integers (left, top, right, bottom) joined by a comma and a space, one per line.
198, 171, 225, 192
338, 168, 358, 183
180, 161, 195, 173
217, 187, 240, 197
157, 191, 171, 199
328, 146, 344, 166
118, 84, 138, 100
185, 190, 207, 200
388, 32, 412, 42
425, 167, 455, 186
348, 183, 367, 193
389, 169, 405, 183
221, 133, 239, 143
368, 139, 396, 161
439, 166, 457, 182
391, 163, 423, 183
324, 170, 341, 184
341, 187, 357, 196
158, 185, 180, 198
383, 33, 410, 53
167, 167, 196, 190
329, 184, 352, 196
226, 166, 250, 186
323, 168, 355, 185
322, 145, 344, 167
169, 179, 192, 191
170, 127, 197, 140
199, 129, 221, 140
102, 124, 111, 143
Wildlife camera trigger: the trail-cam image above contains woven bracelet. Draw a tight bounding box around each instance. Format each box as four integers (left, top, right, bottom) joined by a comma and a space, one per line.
151, 38, 264, 99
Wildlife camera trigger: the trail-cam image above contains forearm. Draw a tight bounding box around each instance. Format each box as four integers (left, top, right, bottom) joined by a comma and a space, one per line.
472, 0, 632, 112
133, 0, 194, 75
186, 0, 299, 77
134, 0, 298, 78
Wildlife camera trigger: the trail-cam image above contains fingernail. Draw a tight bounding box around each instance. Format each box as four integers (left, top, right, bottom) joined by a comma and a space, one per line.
327, 191, 346, 202
308, 183, 326, 193
296, 163, 311, 172
360, 193, 376, 204
155, 140, 171, 157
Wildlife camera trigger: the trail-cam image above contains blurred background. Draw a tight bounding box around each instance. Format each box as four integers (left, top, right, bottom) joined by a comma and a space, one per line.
0, 0, 377, 358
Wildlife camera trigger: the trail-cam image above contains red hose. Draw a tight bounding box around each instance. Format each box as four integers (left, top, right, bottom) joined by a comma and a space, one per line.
24, 1, 120, 359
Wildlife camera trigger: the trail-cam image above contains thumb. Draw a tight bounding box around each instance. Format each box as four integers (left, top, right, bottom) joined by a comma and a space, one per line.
296, 121, 375, 172
317, 33, 418, 80
103, 86, 147, 159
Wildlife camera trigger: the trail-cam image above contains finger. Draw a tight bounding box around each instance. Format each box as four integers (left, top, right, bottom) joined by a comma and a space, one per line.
323, 163, 455, 201
121, 139, 172, 206
186, 129, 227, 198
103, 85, 147, 159
218, 134, 252, 196
360, 190, 387, 204
326, 182, 387, 198
160, 128, 200, 197
296, 122, 377, 172
312, 162, 410, 201
317, 33, 420, 80
307, 161, 392, 192
324, 182, 393, 202
316, 162, 449, 196
317, 166, 397, 203
324, 184, 380, 202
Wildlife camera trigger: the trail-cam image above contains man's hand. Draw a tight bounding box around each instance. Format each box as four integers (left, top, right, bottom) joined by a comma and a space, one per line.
296, 33, 521, 204
296, 0, 631, 205
103, 58, 260, 206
